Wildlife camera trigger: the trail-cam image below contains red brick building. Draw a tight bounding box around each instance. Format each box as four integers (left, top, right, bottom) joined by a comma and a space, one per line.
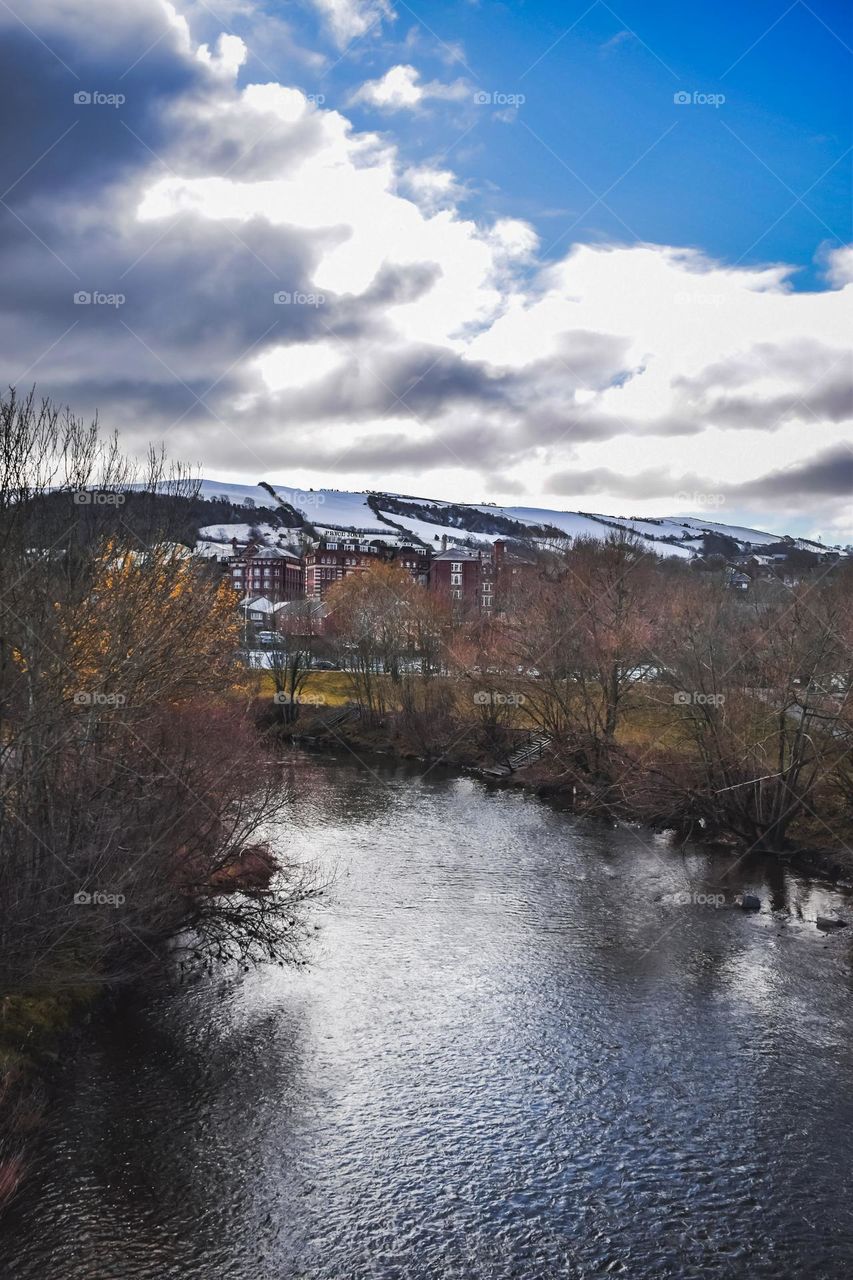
305, 539, 431, 601
430, 540, 533, 613
229, 544, 303, 602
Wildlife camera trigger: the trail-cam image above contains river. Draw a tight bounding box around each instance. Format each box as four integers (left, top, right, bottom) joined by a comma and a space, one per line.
3, 752, 853, 1278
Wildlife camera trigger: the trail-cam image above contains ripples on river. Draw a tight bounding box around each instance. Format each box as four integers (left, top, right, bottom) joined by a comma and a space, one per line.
3, 753, 853, 1278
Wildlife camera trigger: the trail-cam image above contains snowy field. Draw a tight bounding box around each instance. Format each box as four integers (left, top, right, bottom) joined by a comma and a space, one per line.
193, 478, 804, 558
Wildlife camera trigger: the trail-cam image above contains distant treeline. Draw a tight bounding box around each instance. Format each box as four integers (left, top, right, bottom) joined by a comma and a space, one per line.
21, 488, 290, 550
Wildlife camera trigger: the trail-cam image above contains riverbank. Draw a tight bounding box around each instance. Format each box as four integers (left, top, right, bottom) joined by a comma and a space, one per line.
5, 751, 853, 1279
0, 987, 98, 1208
0, 846, 281, 1211
279, 708, 853, 892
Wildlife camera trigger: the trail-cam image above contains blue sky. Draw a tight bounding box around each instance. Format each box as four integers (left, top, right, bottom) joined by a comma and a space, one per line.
210, 0, 853, 286
0, 0, 850, 539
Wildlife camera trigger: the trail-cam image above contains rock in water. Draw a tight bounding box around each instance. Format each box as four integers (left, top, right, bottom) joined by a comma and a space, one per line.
741, 894, 761, 912
816, 916, 848, 932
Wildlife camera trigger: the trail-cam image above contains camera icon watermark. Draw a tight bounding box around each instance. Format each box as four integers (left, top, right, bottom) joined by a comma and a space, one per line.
73, 691, 127, 707
473, 690, 525, 706
73, 90, 126, 108
474, 90, 525, 107
280, 488, 326, 510
672, 890, 726, 908
73, 889, 126, 907
72, 489, 126, 505
673, 90, 725, 108
674, 490, 725, 508
273, 290, 326, 307
673, 691, 725, 707
73, 290, 125, 308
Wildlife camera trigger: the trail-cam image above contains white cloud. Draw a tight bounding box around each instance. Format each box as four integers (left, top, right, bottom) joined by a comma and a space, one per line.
0, 0, 850, 539
824, 244, 853, 287
195, 32, 247, 77
308, 0, 395, 48
350, 63, 471, 111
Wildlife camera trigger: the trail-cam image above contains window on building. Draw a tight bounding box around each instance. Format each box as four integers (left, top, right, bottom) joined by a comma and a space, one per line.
451, 561, 462, 572
450, 573, 462, 586
451, 589, 462, 600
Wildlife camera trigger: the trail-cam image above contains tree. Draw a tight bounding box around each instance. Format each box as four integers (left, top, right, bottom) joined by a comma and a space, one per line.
265, 597, 322, 724
508, 535, 659, 780
325, 562, 419, 721
0, 389, 319, 999
657, 566, 853, 852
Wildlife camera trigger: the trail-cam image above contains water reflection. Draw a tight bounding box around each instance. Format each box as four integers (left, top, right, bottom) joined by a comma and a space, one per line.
3, 752, 853, 1279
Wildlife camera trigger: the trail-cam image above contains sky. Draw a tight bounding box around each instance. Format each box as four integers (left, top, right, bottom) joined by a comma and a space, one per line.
0, 0, 851, 541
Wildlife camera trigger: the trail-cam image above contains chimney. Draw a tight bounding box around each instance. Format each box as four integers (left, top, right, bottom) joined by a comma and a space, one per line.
441, 534, 447, 551
494, 539, 506, 567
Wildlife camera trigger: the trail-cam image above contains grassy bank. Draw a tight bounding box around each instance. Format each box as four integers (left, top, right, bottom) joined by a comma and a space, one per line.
267, 671, 853, 879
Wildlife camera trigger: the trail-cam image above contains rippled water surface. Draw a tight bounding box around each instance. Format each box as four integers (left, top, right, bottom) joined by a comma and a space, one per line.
4, 753, 853, 1279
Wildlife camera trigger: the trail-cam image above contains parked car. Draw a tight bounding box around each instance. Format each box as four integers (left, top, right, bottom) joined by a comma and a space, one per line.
311, 659, 339, 670
256, 630, 283, 646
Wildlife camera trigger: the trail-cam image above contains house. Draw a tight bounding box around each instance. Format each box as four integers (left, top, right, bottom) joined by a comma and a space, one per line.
229, 544, 302, 602
430, 545, 489, 609
274, 598, 330, 637
240, 595, 278, 626
430, 539, 533, 613
304, 539, 431, 600
725, 569, 750, 591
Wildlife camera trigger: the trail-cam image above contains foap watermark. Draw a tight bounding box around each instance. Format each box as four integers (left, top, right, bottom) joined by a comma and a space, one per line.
673, 691, 725, 707
273, 692, 327, 706
73, 691, 127, 707
273, 290, 326, 307
73, 90, 125, 108
74, 290, 125, 308
674, 89, 725, 108
306, 93, 325, 107
73, 489, 125, 505
279, 488, 326, 510
73, 889, 126, 907
674, 490, 725, 508
473, 690, 525, 707
672, 890, 726, 908
474, 90, 525, 107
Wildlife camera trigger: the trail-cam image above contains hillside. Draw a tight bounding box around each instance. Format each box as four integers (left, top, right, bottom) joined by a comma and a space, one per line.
195, 480, 832, 561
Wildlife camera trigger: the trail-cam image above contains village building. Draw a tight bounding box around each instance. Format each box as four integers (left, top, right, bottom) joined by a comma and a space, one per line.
229, 544, 303, 602
304, 539, 431, 601
430, 540, 533, 613
275, 598, 331, 638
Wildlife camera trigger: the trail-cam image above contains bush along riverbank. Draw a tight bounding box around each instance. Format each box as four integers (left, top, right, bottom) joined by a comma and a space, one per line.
272, 700, 853, 892
0, 837, 307, 1209
0, 396, 321, 1210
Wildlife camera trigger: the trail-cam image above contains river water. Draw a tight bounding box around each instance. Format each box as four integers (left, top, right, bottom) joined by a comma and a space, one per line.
3, 752, 853, 1279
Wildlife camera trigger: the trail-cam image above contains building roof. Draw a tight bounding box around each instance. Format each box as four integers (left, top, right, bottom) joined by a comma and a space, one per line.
274, 599, 328, 617
431, 545, 485, 561
245, 545, 300, 561
240, 595, 276, 613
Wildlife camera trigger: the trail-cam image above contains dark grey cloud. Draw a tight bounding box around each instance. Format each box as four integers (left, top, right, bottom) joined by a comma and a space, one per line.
546, 444, 853, 510
672, 340, 853, 431
0, 0, 849, 532
735, 444, 853, 501
0, 4, 200, 203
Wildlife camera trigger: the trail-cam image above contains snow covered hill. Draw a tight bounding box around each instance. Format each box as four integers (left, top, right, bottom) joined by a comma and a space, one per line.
195, 479, 825, 560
